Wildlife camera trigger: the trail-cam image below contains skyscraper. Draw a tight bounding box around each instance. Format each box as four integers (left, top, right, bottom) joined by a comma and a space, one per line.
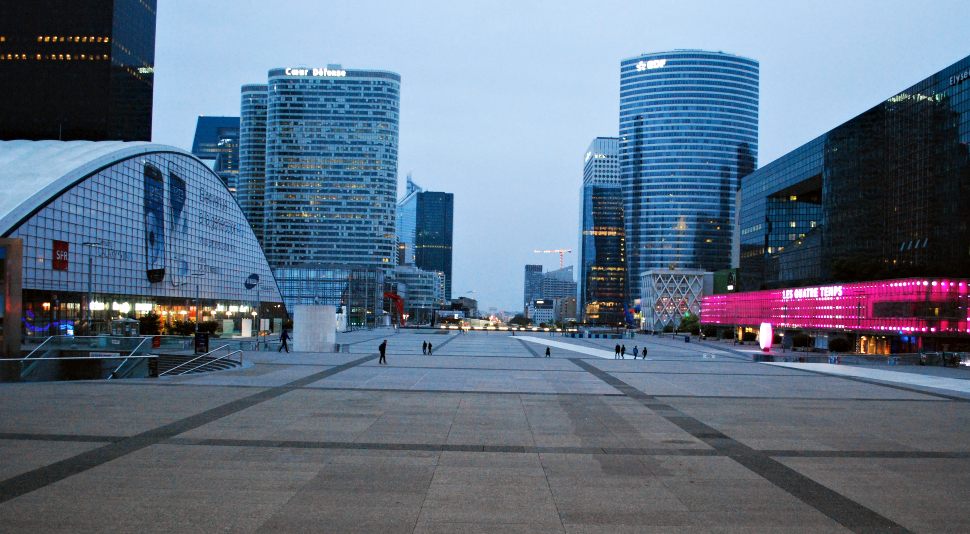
396, 175, 454, 299
523, 264, 543, 311
620, 50, 758, 301
579, 137, 626, 324
238, 85, 268, 242
191, 116, 240, 191
239, 65, 400, 314
0, 0, 156, 141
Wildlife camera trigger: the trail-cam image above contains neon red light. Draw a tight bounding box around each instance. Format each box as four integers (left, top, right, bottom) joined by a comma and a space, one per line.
701, 278, 970, 335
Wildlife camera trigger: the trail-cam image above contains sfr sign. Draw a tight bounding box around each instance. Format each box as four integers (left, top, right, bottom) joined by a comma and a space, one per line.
52, 240, 69, 271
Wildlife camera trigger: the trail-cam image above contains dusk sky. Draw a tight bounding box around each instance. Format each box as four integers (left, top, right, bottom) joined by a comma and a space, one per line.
152, 0, 970, 312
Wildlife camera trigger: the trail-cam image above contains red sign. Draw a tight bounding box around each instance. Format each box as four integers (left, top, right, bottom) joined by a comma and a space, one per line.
52, 240, 69, 271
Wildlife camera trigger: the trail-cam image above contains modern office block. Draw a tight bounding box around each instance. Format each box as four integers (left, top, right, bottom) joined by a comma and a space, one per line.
737, 54, 970, 291
620, 50, 758, 301
396, 175, 454, 299
541, 266, 577, 301
0, 0, 156, 141
239, 66, 400, 317
523, 264, 543, 310
579, 136, 626, 325
238, 85, 268, 242
191, 116, 240, 191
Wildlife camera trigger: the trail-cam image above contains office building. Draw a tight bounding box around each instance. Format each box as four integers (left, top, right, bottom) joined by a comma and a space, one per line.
191, 116, 240, 191
737, 54, 970, 292
706, 54, 970, 354
392, 264, 445, 325
578, 136, 626, 325
527, 299, 556, 325
541, 266, 577, 301
0, 140, 285, 342
0, 0, 156, 141
641, 269, 712, 332
620, 50, 758, 301
238, 65, 400, 316
523, 264, 543, 310
238, 85, 268, 242
396, 175, 454, 299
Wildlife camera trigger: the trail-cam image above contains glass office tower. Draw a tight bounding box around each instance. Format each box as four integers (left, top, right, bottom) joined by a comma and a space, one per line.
579, 137, 626, 324
191, 116, 240, 191
738, 53, 970, 291
0, 0, 156, 141
238, 85, 268, 242
619, 50, 758, 301
396, 176, 454, 299
239, 66, 401, 315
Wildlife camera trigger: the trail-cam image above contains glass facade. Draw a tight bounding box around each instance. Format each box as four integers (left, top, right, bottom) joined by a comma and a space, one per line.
0, 142, 284, 337
739, 54, 970, 291
392, 264, 445, 324
0, 0, 155, 141
619, 50, 758, 301
191, 116, 240, 191
238, 84, 268, 242
523, 264, 543, 310
238, 66, 401, 318
413, 192, 453, 300
579, 137, 626, 324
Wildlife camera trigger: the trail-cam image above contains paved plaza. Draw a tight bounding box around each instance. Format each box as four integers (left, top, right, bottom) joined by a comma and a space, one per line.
1, 329, 969, 533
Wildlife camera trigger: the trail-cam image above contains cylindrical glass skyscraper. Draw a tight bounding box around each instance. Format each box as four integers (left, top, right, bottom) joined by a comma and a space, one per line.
619, 50, 758, 301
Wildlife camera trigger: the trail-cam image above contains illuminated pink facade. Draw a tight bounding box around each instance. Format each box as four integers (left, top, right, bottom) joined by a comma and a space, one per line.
701, 278, 970, 336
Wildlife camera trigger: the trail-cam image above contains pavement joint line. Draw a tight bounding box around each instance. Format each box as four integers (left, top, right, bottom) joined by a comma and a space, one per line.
341, 330, 401, 346
514, 337, 542, 357
3, 431, 965, 460
568, 357, 912, 534
0, 353, 379, 504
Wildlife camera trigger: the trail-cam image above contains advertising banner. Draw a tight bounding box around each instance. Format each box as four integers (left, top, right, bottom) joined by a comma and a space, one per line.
52, 240, 69, 271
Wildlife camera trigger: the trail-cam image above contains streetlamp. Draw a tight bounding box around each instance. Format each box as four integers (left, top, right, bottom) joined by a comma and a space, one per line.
82, 241, 103, 333
187, 272, 205, 332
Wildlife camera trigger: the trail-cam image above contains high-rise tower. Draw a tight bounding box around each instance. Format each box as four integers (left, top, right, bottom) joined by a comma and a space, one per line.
619, 50, 758, 301
0, 0, 156, 141
578, 137, 626, 324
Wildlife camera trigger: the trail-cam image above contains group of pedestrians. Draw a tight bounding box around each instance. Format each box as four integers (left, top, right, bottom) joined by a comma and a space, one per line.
421, 341, 434, 355
613, 343, 646, 360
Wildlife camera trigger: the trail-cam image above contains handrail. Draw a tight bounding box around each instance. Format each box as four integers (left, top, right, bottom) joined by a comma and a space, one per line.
22, 336, 54, 360
0, 355, 157, 361
179, 349, 242, 375
158, 344, 231, 377
107, 337, 152, 380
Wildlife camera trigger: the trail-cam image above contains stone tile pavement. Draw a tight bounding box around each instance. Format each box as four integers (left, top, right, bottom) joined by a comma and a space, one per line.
0, 328, 967, 532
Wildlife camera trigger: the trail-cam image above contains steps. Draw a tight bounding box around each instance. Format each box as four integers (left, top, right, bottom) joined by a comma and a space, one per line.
156, 354, 241, 376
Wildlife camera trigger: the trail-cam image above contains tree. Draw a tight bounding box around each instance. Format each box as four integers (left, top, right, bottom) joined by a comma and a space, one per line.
138, 311, 162, 335
678, 312, 700, 335
509, 314, 532, 327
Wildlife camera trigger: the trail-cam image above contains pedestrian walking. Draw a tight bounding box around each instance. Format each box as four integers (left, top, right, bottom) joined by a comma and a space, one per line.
378, 339, 387, 364
621, 344, 626, 359
427, 342, 433, 355
614, 344, 621, 359
545, 347, 551, 358
641, 347, 647, 359
632, 346, 639, 359
278, 327, 290, 353
422, 340, 428, 355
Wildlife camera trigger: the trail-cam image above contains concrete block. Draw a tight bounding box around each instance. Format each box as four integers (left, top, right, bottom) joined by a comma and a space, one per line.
293, 305, 337, 352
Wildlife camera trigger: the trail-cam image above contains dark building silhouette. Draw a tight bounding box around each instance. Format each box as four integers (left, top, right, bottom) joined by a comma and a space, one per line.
0, 0, 156, 141
739, 54, 970, 290
396, 176, 454, 299
191, 116, 240, 190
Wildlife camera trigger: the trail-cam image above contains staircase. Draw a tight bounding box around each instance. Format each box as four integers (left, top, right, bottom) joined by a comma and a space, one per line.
156, 353, 242, 375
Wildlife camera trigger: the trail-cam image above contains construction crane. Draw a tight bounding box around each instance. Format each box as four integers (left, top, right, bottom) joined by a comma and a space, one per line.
533, 248, 572, 269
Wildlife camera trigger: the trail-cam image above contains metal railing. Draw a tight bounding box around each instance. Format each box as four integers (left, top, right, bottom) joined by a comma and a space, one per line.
158, 344, 242, 377
23, 336, 54, 360
107, 336, 152, 380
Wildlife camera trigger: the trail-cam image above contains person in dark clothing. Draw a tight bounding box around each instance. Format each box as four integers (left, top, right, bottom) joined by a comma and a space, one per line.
621, 344, 626, 359
614, 344, 621, 359
378, 339, 387, 364
545, 347, 551, 358
278, 328, 290, 353
422, 341, 428, 355
632, 346, 639, 359
427, 342, 433, 355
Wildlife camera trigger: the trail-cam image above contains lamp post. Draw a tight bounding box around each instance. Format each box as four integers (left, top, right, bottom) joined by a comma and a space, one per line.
81, 242, 103, 333
187, 272, 205, 333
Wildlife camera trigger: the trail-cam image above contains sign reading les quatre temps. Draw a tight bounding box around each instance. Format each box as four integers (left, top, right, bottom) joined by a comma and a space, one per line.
782, 285, 844, 300
285, 67, 347, 77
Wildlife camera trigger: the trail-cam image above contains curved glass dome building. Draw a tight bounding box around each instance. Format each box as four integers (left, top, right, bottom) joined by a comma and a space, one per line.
619, 50, 758, 301
0, 141, 285, 338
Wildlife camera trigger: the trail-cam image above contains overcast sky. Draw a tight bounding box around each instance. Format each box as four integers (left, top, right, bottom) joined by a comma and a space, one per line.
152, 0, 970, 312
